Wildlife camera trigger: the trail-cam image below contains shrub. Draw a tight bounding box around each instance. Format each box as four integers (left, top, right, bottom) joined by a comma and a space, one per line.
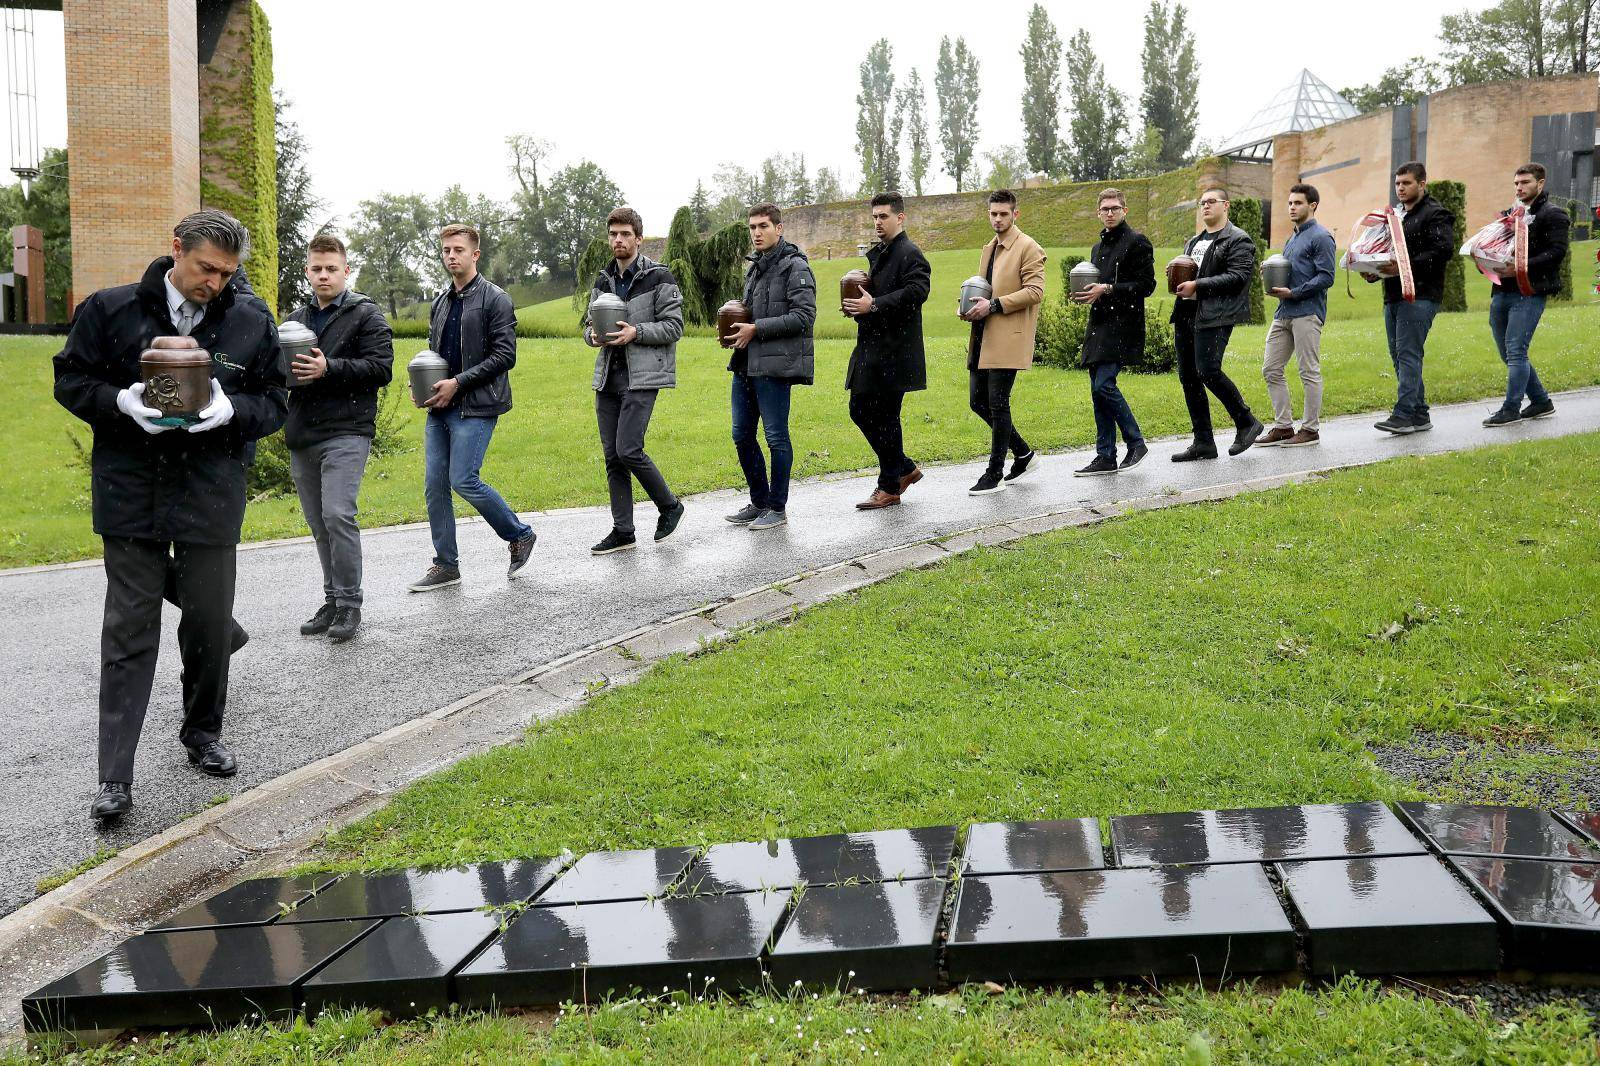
247, 431, 294, 498
1135, 301, 1178, 374
1034, 298, 1088, 369
1430, 179, 1468, 312
1231, 197, 1266, 325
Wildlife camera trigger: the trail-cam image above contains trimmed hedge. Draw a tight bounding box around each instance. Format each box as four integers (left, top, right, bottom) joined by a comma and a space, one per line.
1231, 197, 1266, 325
1430, 180, 1468, 312
1035, 256, 1175, 373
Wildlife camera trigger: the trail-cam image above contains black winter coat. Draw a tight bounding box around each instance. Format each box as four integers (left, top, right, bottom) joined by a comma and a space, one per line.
1509, 192, 1571, 297
283, 292, 394, 449
1383, 195, 1454, 305
1082, 223, 1156, 366
427, 275, 517, 418
735, 239, 816, 383
846, 231, 931, 394
53, 257, 287, 546
1172, 223, 1257, 330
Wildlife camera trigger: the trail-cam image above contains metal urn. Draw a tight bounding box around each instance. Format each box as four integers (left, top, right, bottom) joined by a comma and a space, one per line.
1166, 254, 1199, 294
588, 292, 628, 345
407, 349, 449, 407
1262, 253, 1292, 293
277, 320, 317, 388
716, 299, 752, 349
959, 275, 993, 317
139, 336, 212, 425
839, 269, 869, 313
1069, 260, 1102, 297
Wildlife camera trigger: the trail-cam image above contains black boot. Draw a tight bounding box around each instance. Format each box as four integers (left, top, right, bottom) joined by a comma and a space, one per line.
328, 606, 361, 644
91, 781, 133, 825
300, 601, 336, 636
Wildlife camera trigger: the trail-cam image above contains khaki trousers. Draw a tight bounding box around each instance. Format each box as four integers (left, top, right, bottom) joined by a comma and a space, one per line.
1262, 315, 1324, 430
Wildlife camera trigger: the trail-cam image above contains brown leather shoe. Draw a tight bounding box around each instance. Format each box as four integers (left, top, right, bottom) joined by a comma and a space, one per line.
1256, 426, 1296, 447
1282, 427, 1321, 447
897, 467, 924, 494
856, 489, 902, 510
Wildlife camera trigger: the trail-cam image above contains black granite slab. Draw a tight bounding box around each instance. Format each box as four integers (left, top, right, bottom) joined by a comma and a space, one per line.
1277, 855, 1499, 975
455, 890, 790, 1007
1555, 811, 1600, 847
767, 879, 947, 991
278, 858, 564, 923
150, 873, 344, 932
22, 920, 377, 1033
535, 847, 699, 906
946, 865, 1295, 983
961, 819, 1105, 877
1397, 803, 1600, 861
302, 911, 505, 1018
676, 826, 958, 894
1447, 855, 1600, 971
1110, 803, 1425, 867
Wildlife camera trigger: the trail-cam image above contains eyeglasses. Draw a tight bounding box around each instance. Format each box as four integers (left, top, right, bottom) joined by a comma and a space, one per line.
1097, 206, 1124, 214
1198, 198, 1227, 208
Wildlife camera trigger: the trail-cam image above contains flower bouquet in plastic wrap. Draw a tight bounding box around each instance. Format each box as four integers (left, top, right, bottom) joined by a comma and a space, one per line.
1340, 206, 1416, 300
1461, 205, 1532, 295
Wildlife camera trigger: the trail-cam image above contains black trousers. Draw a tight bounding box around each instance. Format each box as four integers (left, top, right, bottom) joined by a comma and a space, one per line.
848, 389, 916, 494
968, 368, 1030, 476
1174, 318, 1253, 445
100, 536, 237, 783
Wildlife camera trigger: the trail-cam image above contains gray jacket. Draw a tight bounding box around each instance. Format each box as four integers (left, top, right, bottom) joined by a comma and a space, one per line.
427, 274, 517, 418
734, 239, 816, 384
583, 255, 683, 391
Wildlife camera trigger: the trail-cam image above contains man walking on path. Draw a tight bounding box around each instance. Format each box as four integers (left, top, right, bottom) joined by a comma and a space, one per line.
582, 207, 687, 554
723, 203, 815, 531
282, 233, 394, 641
843, 191, 931, 510
409, 224, 536, 592
1073, 187, 1153, 476
1259, 184, 1336, 448
53, 209, 286, 824
1374, 162, 1454, 436
960, 189, 1046, 495
1482, 163, 1568, 428
1170, 189, 1265, 461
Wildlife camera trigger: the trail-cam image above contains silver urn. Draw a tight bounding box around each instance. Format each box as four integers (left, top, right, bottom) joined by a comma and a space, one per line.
589, 292, 628, 345
277, 320, 318, 388
1262, 253, 1292, 293
407, 349, 449, 407
959, 276, 993, 317
1069, 260, 1102, 296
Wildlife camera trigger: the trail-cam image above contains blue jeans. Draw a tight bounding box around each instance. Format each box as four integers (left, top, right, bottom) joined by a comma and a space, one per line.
1090, 363, 1143, 461
1489, 288, 1549, 413
1383, 300, 1440, 422
731, 371, 794, 512
424, 408, 532, 569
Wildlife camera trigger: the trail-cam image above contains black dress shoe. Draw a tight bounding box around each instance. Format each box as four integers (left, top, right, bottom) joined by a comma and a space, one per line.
230, 620, 249, 653
185, 740, 238, 777
1229, 418, 1265, 456
300, 602, 336, 636
328, 606, 361, 644
1171, 443, 1219, 462
91, 781, 133, 824
655, 502, 686, 542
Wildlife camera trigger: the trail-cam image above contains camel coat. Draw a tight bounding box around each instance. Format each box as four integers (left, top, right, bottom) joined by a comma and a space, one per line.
967, 227, 1047, 370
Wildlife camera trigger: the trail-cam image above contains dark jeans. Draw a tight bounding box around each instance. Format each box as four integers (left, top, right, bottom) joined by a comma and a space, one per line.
290, 434, 371, 608
848, 389, 916, 494
968, 369, 1030, 477
424, 407, 532, 569
100, 536, 237, 783
1489, 289, 1549, 413
1090, 362, 1143, 460
1383, 299, 1441, 422
596, 381, 677, 534
731, 371, 795, 512
1174, 318, 1253, 445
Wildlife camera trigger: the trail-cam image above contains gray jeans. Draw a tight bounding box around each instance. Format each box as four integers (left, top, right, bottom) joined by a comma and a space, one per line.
596, 381, 677, 535
1262, 315, 1324, 430
290, 435, 371, 607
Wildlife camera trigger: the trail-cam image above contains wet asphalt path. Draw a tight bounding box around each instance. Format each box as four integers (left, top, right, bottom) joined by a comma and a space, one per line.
2, 389, 1597, 916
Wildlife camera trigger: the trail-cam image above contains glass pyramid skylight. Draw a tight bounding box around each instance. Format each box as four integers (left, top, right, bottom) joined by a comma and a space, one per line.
1220, 69, 1361, 160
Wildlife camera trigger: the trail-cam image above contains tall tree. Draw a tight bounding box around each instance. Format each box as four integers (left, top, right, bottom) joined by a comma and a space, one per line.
897, 68, 932, 197
813, 166, 845, 203
1019, 4, 1064, 176
506, 134, 554, 205
790, 155, 814, 205
854, 39, 897, 192
0, 146, 70, 319
347, 192, 431, 316
935, 36, 982, 191
983, 145, 1029, 190
537, 161, 624, 284
689, 180, 713, 231
1339, 58, 1443, 112
1439, 0, 1597, 82
273, 93, 325, 315
1063, 29, 1130, 182
1139, 1, 1199, 170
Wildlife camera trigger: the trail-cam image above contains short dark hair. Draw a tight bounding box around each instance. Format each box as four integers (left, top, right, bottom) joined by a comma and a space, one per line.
1515, 162, 1546, 181
439, 223, 479, 248
606, 207, 644, 237
1098, 188, 1126, 207
748, 202, 782, 225
1288, 183, 1320, 206
870, 191, 905, 214
307, 232, 347, 258
1201, 186, 1229, 202
988, 189, 1017, 207
1395, 161, 1427, 182
174, 209, 250, 260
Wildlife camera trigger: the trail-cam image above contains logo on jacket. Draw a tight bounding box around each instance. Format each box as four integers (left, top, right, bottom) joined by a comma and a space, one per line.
211, 351, 246, 372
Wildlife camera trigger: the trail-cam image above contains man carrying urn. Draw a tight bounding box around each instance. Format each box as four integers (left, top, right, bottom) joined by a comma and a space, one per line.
53, 209, 287, 824
281, 233, 394, 641
1373, 162, 1454, 435
843, 191, 931, 509
1258, 183, 1336, 448
959, 189, 1046, 494
1072, 187, 1153, 475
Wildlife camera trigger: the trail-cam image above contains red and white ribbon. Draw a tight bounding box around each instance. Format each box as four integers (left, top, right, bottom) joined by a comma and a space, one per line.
1346, 207, 1415, 302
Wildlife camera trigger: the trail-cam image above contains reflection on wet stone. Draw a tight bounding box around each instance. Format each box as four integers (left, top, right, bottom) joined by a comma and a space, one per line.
1559, 811, 1600, 846
1111, 803, 1424, 867
678, 827, 958, 894
1397, 803, 1600, 860
151, 873, 344, 932
1448, 855, 1600, 971
278, 858, 564, 922
961, 819, 1105, 876
536, 847, 699, 905
768, 879, 947, 991
302, 911, 505, 1017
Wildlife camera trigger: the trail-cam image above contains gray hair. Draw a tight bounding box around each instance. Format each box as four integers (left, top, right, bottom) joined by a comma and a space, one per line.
174, 209, 251, 261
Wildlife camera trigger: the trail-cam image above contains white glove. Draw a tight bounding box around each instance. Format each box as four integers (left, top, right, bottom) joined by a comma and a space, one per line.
116, 383, 173, 435
186, 379, 236, 433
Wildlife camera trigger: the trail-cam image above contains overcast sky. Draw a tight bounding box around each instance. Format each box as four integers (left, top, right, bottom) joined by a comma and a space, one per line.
6, 0, 1485, 238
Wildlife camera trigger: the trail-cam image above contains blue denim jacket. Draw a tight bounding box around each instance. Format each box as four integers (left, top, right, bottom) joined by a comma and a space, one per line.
1275, 218, 1336, 321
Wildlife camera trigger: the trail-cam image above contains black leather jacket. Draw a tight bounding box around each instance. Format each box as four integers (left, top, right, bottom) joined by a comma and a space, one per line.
427, 274, 517, 418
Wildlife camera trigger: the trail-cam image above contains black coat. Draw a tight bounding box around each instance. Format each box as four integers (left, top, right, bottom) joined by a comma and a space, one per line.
1510, 192, 1571, 297
53, 257, 287, 547
1383, 194, 1454, 305
282, 291, 395, 449
427, 274, 517, 417
1172, 223, 1257, 330
1082, 223, 1156, 367
846, 231, 931, 394
736, 239, 816, 383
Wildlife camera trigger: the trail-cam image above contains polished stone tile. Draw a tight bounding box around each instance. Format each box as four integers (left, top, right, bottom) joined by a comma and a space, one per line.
677, 827, 958, 894
768, 879, 947, 991
279, 858, 564, 922
22, 920, 377, 1033
1111, 803, 1425, 867
1558, 811, 1600, 846
302, 911, 504, 1018
536, 847, 699, 905
150, 873, 344, 932
1397, 803, 1600, 860
1448, 855, 1600, 971
456, 890, 790, 1007
962, 819, 1104, 876
946, 865, 1295, 983
1277, 855, 1499, 975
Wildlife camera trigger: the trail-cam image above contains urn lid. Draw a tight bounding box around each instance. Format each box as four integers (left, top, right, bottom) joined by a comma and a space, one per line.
961, 275, 993, 291
1070, 260, 1101, 278
841, 268, 869, 283
141, 335, 210, 366
717, 298, 750, 316
408, 348, 448, 369
1169, 253, 1197, 265
278, 320, 316, 343
590, 292, 626, 311
1263, 253, 1290, 266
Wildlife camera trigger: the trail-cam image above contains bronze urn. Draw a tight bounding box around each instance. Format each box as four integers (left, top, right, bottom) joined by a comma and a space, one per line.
839, 269, 869, 313
716, 299, 752, 349
139, 336, 212, 424
1166, 254, 1199, 294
